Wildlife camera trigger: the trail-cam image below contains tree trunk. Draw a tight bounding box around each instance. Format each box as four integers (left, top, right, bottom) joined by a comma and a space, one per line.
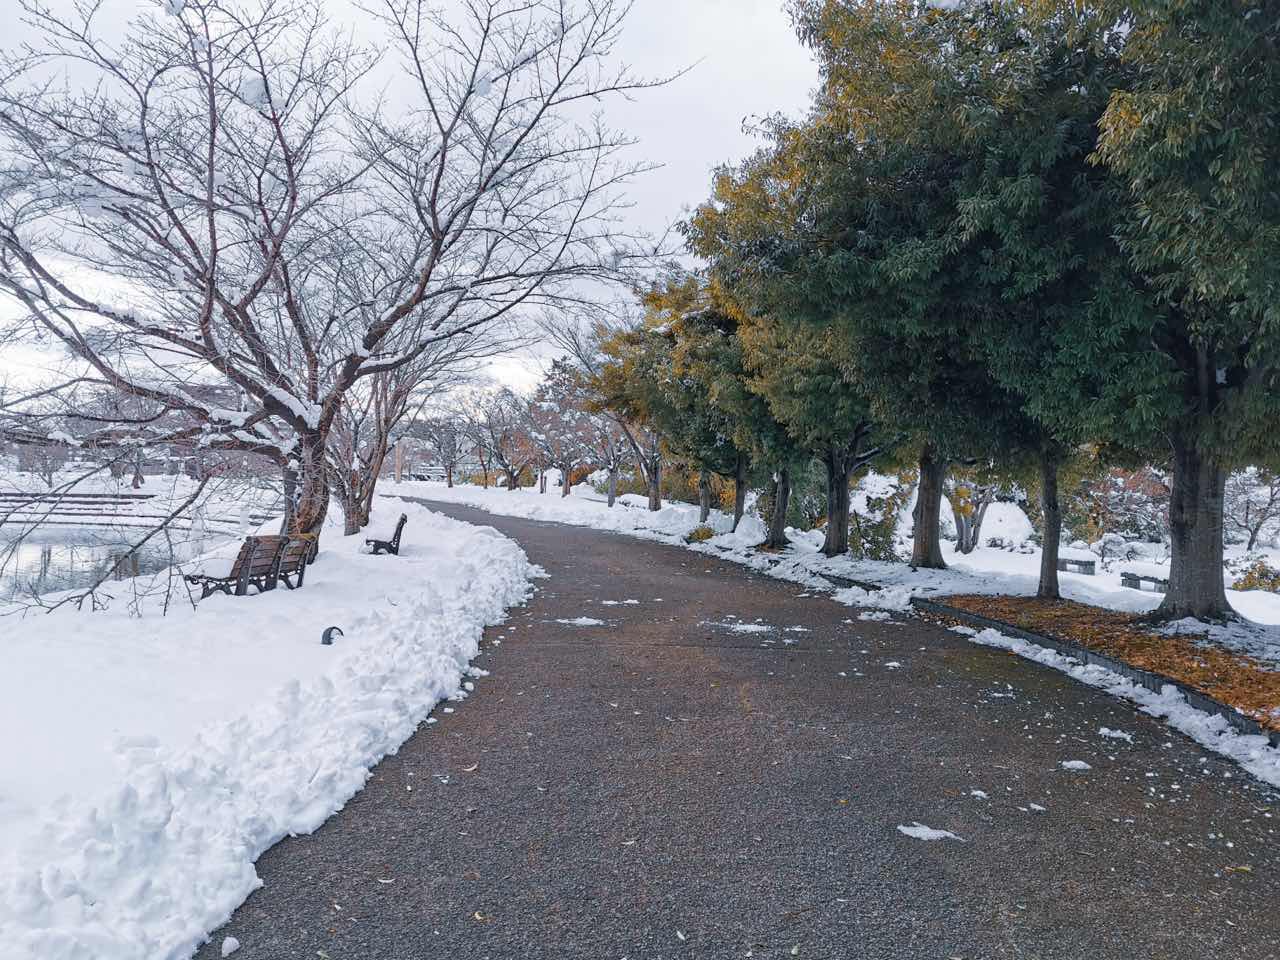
765, 467, 791, 550
291, 437, 330, 538
911, 445, 947, 569
539, 470, 547, 494
732, 454, 747, 532
951, 492, 991, 555
561, 463, 573, 497
607, 468, 618, 507
1155, 437, 1232, 620
446, 465, 454, 488
648, 458, 662, 512
343, 487, 361, 536
1038, 451, 1062, 600
821, 452, 852, 558
698, 469, 712, 524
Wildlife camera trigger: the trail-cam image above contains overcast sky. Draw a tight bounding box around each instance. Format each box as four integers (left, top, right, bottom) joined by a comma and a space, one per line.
0, 0, 818, 389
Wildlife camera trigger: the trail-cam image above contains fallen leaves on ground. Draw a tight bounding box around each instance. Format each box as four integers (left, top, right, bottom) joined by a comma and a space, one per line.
938, 595, 1280, 732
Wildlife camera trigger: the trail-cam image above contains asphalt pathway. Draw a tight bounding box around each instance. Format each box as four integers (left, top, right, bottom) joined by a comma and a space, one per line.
195, 500, 1280, 960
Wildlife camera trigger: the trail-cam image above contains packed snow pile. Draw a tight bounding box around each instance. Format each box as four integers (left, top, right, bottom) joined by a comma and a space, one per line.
0, 500, 534, 960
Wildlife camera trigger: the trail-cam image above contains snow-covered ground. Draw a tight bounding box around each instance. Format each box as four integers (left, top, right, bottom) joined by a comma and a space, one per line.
0, 500, 535, 960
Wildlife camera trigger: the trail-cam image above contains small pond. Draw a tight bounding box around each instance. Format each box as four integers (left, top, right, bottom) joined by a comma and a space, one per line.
0, 527, 214, 601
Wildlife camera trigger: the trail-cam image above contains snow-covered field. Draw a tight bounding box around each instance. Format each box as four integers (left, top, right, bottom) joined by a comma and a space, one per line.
0, 500, 535, 960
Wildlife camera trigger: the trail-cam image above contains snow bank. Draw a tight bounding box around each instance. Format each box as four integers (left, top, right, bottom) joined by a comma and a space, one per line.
0, 500, 534, 960
957, 626, 1280, 789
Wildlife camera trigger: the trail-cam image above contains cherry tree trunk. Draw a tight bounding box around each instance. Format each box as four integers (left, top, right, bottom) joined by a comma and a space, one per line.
1038, 452, 1062, 600
446, 466, 454, 488
560, 462, 573, 497
1156, 437, 1231, 620
647, 459, 662, 512
911, 446, 947, 569
291, 437, 330, 540
607, 469, 619, 507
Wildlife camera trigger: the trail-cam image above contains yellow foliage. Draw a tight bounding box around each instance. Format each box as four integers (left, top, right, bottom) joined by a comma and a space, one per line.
686, 525, 716, 544
1234, 561, 1280, 593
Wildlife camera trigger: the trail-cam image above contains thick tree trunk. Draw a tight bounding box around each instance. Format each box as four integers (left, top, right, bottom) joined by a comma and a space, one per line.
291, 437, 330, 539
607, 468, 618, 507
1155, 437, 1231, 620
765, 467, 792, 550
911, 445, 947, 569
446, 466, 454, 488
648, 458, 662, 512
732, 454, 748, 532
698, 469, 712, 524
539, 471, 547, 494
821, 453, 852, 558
560, 462, 573, 497
1038, 452, 1062, 600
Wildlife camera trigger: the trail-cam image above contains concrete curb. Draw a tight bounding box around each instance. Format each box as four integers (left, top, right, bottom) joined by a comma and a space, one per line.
910, 596, 1280, 750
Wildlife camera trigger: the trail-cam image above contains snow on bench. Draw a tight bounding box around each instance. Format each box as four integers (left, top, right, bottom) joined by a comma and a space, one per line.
1119, 561, 1170, 592
1056, 546, 1097, 576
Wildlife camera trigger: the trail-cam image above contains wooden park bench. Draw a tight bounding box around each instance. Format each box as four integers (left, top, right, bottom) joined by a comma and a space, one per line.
366, 513, 407, 556
184, 534, 314, 599
1120, 570, 1169, 593
1056, 549, 1097, 576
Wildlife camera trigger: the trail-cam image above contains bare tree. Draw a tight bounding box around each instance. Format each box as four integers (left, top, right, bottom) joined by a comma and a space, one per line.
0, 0, 663, 541
466, 388, 533, 490
1224, 467, 1280, 552
539, 302, 657, 508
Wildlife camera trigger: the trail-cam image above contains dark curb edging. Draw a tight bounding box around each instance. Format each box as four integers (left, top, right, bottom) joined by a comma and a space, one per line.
910, 596, 1280, 750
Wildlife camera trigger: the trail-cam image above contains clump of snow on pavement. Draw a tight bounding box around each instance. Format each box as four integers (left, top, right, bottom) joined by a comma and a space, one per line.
1099, 727, 1134, 743
0, 500, 534, 960
555, 617, 605, 626
897, 822, 963, 841
703, 619, 773, 634
1061, 760, 1094, 771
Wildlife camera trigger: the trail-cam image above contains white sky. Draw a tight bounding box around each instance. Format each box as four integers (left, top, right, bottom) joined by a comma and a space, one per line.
0, 1, 818, 391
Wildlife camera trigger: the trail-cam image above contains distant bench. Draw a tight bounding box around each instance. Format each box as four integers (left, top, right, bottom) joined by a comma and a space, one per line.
185, 534, 315, 600
1056, 548, 1097, 576
1120, 570, 1169, 593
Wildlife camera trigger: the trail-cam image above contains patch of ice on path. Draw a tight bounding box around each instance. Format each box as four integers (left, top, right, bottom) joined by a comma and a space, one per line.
555, 617, 606, 627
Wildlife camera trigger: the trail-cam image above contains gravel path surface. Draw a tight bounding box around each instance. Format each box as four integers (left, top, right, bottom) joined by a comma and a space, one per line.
195, 501, 1280, 960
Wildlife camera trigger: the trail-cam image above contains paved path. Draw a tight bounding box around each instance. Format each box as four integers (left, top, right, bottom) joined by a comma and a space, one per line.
196, 502, 1279, 960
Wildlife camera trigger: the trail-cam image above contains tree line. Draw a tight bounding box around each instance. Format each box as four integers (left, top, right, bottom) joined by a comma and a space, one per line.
546, 0, 1280, 623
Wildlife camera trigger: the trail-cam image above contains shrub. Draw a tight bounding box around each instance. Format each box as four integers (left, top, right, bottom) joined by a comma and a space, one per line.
685, 525, 716, 543
1232, 560, 1280, 593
